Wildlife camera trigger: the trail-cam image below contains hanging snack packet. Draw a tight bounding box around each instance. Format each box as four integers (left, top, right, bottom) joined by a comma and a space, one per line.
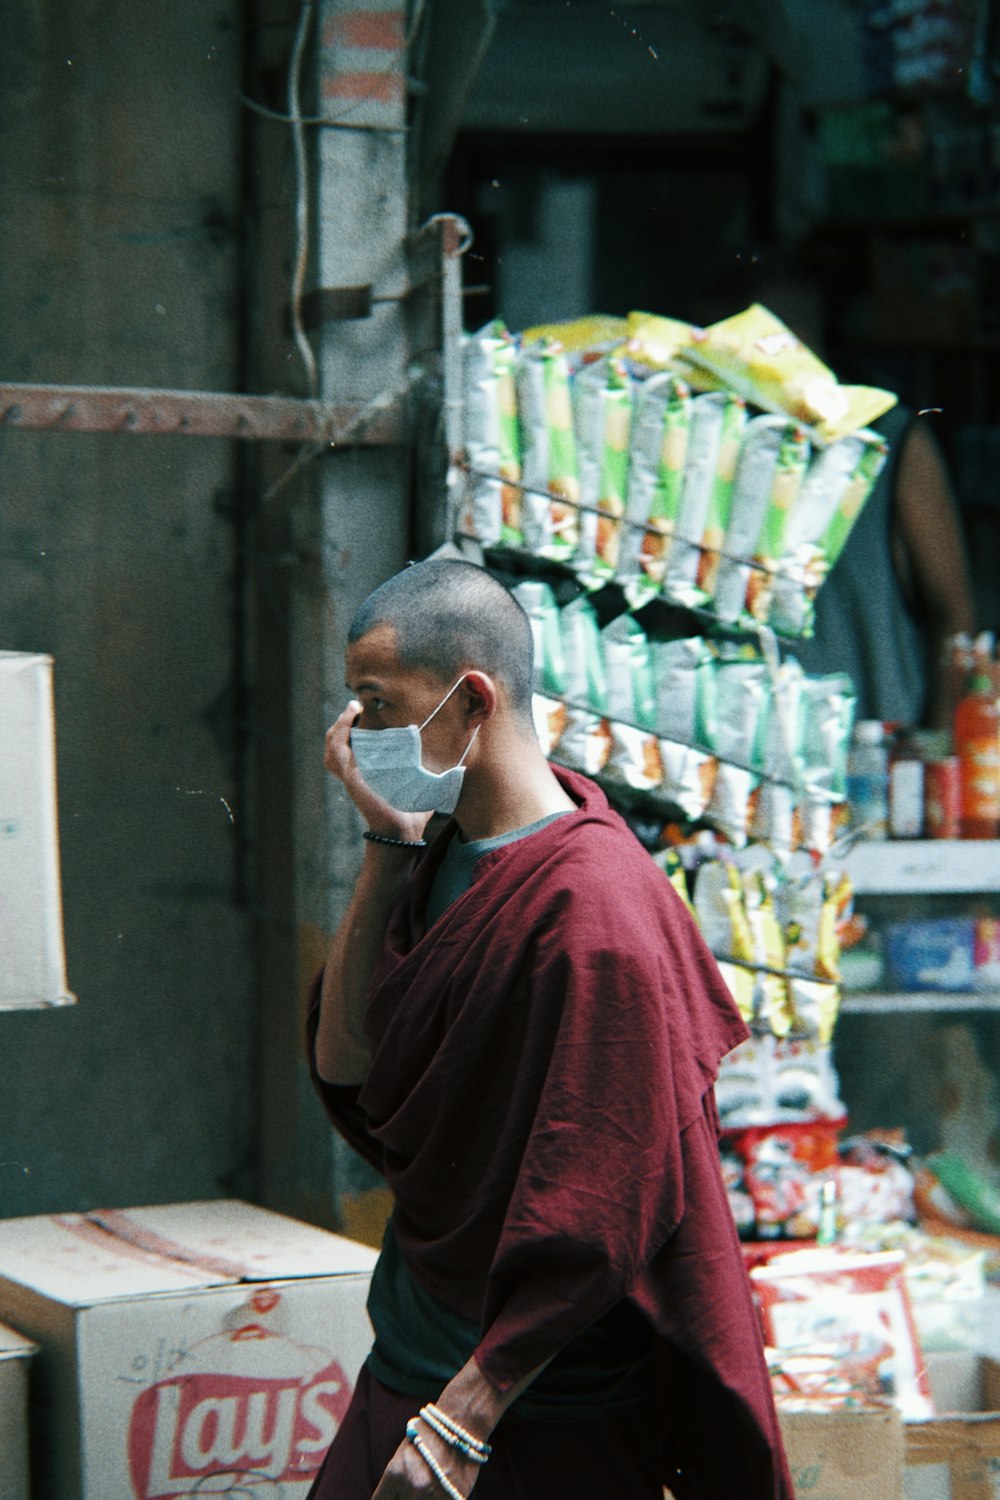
516, 340, 581, 559
693, 857, 756, 965
743, 867, 794, 1038
750, 659, 807, 852
602, 614, 662, 789
574, 359, 634, 582
716, 1036, 771, 1129
770, 1035, 845, 1116
620, 372, 692, 600
531, 694, 567, 757
704, 658, 770, 845
556, 594, 610, 771
658, 741, 718, 820
745, 426, 811, 623
652, 846, 696, 916
560, 594, 608, 712
695, 397, 748, 596
711, 417, 802, 625
664, 393, 746, 607
555, 710, 613, 775
769, 433, 889, 637
461, 320, 523, 546
511, 579, 568, 697
651, 635, 713, 747
679, 303, 897, 444
520, 314, 628, 363
801, 673, 856, 806
623, 310, 705, 376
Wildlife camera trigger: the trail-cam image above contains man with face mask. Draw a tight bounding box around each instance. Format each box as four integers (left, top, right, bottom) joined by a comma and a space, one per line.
305, 558, 793, 1500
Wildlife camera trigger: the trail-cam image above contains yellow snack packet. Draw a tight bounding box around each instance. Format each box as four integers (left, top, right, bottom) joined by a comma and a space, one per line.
623, 311, 710, 378
679, 304, 896, 443
521, 314, 628, 358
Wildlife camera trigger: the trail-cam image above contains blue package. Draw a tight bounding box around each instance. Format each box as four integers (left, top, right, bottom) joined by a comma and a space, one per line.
885, 917, 976, 992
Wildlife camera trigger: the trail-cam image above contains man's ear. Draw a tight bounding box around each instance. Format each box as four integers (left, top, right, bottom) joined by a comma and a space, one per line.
461, 671, 498, 725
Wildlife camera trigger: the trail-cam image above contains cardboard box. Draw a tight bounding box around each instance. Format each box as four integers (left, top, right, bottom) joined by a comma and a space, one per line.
0, 1200, 378, 1500
905, 1352, 1000, 1500
0, 651, 74, 1009
779, 1405, 904, 1500
0, 1321, 37, 1500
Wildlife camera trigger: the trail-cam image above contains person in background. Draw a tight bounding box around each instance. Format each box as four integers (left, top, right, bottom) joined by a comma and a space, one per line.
716, 252, 977, 728
793, 399, 976, 728
304, 557, 794, 1500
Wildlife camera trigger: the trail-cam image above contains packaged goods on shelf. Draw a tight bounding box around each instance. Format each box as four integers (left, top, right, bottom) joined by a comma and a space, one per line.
461, 308, 896, 638
513, 580, 856, 853
751, 1247, 935, 1420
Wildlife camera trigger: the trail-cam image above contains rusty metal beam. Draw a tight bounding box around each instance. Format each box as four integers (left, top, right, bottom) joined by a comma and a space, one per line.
0, 383, 407, 444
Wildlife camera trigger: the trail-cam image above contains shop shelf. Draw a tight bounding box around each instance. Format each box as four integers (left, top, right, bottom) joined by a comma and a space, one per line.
841, 840, 1000, 896
840, 989, 1000, 1015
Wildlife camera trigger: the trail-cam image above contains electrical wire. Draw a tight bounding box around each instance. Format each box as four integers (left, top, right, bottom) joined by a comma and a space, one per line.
288, 0, 318, 397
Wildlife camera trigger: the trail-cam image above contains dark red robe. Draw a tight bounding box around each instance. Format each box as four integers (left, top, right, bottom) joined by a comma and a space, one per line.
307, 768, 793, 1499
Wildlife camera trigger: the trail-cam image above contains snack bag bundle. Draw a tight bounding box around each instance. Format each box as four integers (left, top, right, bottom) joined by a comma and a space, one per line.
460, 306, 897, 637
516, 587, 854, 852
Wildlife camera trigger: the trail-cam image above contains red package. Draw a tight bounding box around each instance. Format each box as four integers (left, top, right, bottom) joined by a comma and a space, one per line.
751, 1247, 933, 1420
727, 1119, 844, 1241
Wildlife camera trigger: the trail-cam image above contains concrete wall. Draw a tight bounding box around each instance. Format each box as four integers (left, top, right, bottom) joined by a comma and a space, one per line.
0, 3, 254, 1215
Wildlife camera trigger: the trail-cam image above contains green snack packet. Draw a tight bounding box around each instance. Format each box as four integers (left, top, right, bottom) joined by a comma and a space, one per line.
818, 433, 889, 571
695, 394, 748, 597
516, 340, 581, 560
511, 579, 567, 697
462, 321, 521, 546
800, 672, 856, 804
711, 416, 796, 625
602, 613, 656, 732
745, 425, 811, 623
622, 372, 692, 601
664, 392, 743, 608
559, 594, 608, 714
576, 359, 634, 584
768, 430, 888, 637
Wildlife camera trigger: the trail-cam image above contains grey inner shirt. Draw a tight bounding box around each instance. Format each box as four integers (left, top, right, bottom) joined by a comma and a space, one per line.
424, 810, 572, 928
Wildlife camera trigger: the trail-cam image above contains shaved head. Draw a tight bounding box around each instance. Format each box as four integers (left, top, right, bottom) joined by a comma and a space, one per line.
348, 559, 534, 722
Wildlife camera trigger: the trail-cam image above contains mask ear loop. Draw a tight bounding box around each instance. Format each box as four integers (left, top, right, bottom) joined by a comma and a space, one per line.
418, 676, 481, 768
418, 675, 468, 732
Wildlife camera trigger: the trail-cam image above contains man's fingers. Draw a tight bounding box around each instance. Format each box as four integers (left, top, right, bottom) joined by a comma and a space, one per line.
324, 700, 361, 776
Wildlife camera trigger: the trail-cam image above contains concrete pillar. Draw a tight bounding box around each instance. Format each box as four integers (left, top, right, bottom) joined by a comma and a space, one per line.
248, 0, 411, 1235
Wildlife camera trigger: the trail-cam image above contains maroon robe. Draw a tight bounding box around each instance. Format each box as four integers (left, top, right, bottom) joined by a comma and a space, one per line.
307, 768, 793, 1499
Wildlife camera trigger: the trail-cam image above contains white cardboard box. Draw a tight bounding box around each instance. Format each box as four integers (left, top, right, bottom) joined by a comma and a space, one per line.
0, 651, 74, 1008
0, 1320, 37, 1500
0, 1200, 378, 1500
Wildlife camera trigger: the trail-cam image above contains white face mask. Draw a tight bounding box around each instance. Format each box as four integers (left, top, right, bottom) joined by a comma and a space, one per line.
349, 677, 480, 816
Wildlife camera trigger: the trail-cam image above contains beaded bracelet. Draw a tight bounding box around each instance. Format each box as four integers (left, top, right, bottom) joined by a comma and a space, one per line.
405, 1421, 466, 1500
362, 830, 427, 849
419, 1404, 491, 1465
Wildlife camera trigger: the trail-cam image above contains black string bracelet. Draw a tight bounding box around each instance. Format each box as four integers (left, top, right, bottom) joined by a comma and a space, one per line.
362, 830, 427, 849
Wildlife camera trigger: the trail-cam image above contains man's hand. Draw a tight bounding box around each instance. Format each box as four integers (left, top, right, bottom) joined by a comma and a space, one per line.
324, 700, 430, 843
371, 1424, 481, 1500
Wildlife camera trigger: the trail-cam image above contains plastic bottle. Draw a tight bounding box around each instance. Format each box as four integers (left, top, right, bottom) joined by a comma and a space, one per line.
846, 720, 889, 840
888, 729, 925, 839
954, 672, 1000, 839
